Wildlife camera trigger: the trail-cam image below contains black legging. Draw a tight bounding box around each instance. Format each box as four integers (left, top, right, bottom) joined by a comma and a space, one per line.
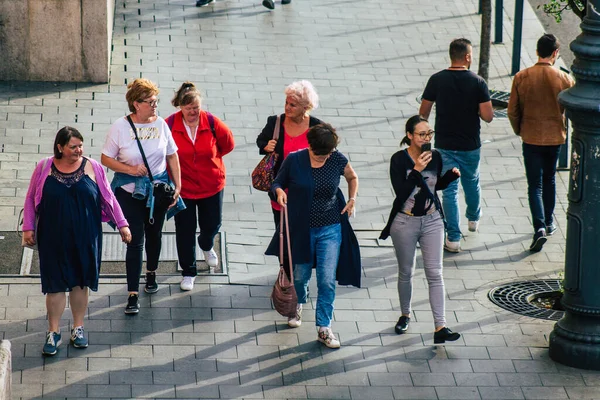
175, 190, 223, 277
115, 188, 167, 292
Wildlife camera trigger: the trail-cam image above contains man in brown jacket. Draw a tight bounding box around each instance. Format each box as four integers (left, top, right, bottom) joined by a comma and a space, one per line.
508, 33, 574, 252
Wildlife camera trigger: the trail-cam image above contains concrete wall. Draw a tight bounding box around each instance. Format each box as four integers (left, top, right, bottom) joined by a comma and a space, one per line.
0, 0, 115, 82
0, 341, 10, 400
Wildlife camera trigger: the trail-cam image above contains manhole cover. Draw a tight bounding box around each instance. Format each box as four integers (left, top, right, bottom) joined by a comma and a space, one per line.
488, 279, 564, 321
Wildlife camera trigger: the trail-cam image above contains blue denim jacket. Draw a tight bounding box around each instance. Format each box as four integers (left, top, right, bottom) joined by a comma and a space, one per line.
109, 170, 186, 226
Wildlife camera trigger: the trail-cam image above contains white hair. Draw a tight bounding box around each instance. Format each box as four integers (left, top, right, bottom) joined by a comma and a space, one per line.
284, 80, 319, 111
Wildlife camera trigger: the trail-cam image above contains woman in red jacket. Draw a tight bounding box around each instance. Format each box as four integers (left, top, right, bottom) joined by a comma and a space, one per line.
166, 82, 235, 291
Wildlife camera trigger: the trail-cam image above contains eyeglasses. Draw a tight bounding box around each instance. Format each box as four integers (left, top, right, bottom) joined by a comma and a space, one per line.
139, 99, 159, 107
414, 130, 434, 139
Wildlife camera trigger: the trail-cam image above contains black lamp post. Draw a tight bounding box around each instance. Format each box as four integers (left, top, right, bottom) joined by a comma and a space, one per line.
549, 0, 600, 370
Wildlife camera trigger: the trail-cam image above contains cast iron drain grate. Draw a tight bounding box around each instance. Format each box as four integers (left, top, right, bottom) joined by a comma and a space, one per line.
488, 279, 564, 321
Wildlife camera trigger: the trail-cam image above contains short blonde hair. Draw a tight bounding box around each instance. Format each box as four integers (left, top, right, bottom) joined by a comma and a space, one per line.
284, 80, 319, 111
125, 78, 160, 113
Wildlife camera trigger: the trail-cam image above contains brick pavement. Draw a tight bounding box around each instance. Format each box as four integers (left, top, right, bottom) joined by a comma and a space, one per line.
0, 0, 594, 399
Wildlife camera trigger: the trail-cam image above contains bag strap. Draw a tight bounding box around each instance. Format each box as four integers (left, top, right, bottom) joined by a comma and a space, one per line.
126, 115, 155, 182
279, 206, 293, 283
273, 114, 281, 141
207, 112, 216, 139
165, 114, 175, 131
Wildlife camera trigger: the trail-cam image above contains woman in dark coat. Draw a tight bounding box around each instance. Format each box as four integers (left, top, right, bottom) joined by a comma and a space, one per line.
268, 123, 359, 349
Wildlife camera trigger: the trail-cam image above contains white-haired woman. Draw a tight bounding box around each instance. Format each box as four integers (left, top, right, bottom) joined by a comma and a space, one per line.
256, 80, 322, 327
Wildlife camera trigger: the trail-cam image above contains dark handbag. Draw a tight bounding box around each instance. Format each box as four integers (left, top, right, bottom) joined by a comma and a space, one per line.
271, 205, 297, 318
252, 115, 281, 192
126, 116, 175, 222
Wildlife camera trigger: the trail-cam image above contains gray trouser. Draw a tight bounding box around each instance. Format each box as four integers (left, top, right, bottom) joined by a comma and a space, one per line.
389, 211, 446, 328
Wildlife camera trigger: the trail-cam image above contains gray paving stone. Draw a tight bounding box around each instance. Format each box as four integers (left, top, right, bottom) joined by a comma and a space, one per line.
435, 386, 481, 399
521, 386, 568, 399
471, 360, 516, 373
411, 372, 456, 386
479, 386, 525, 399
263, 385, 308, 399
89, 357, 131, 371
368, 372, 412, 387
305, 385, 351, 400
42, 384, 88, 398
429, 359, 473, 373
539, 372, 585, 386
66, 371, 110, 385
132, 384, 177, 398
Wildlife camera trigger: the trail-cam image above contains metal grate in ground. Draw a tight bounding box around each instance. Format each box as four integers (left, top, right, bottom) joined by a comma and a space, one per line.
21, 232, 228, 277
488, 279, 564, 321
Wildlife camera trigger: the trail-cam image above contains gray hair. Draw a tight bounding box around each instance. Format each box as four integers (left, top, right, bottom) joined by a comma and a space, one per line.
284, 80, 319, 111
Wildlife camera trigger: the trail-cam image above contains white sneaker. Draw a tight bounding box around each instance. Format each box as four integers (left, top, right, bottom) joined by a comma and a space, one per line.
180, 276, 196, 291
318, 327, 341, 349
444, 238, 461, 253
287, 304, 302, 328
203, 248, 219, 268
468, 220, 479, 232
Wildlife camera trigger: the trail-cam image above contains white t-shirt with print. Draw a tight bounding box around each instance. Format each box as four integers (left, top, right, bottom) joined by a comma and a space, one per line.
102, 116, 178, 193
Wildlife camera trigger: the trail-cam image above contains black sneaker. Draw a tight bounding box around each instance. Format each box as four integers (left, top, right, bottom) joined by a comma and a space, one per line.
281, 0, 291, 3
262, 0, 275, 9
394, 316, 410, 334
144, 272, 159, 294
529, 229, 547, 252
546, 223, 557, 236
433, 327, 461, 344
125, 294, 140, 314
196, 0, 215, 6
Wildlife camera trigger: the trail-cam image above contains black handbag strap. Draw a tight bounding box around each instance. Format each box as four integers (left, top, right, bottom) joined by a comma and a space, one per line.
126, 115, 155, 182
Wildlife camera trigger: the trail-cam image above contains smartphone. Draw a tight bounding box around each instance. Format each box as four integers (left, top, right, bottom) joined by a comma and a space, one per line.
421, 143, 431, 152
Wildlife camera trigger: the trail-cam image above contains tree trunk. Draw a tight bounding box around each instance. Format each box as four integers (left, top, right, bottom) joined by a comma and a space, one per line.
478, 0, 492, 81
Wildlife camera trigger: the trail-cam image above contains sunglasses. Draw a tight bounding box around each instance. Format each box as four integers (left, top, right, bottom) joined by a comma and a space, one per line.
139, 99, 159, 107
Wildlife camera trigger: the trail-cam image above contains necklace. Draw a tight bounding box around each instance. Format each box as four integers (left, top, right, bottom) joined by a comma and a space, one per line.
448, 66, 467, 70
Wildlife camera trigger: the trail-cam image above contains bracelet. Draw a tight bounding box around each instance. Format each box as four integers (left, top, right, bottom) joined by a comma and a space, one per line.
349, 197, 356, 202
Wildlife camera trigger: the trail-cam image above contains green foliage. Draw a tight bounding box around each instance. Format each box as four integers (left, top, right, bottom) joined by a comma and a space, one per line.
541, 0, 586, 22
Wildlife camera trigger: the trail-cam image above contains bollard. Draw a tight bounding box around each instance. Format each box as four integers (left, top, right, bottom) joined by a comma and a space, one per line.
494, 0, 503, 43
0, 340, 11, 400
511, 0, 524, 75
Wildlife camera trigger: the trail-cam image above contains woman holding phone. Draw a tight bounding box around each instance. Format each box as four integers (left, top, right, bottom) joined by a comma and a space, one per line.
380, 115, 462, 344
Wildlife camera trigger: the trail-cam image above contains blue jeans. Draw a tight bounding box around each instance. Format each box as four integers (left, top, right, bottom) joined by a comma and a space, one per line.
294, 223, 342, 328
522, 143, 561, 232
438, 148, 481, 242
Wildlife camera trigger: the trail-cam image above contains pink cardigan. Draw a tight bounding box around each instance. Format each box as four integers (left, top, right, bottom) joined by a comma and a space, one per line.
23, 156, 128, 231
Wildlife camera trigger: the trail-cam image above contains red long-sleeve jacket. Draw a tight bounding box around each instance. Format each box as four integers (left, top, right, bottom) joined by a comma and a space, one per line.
167, 110, 235, 199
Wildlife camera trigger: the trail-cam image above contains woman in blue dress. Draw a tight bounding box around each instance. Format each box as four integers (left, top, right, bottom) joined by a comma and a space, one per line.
23, 127, 131, 356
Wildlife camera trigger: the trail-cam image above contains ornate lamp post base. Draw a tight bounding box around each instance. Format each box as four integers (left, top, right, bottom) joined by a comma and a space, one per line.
550, 315, 600, 370
548, 0, 600, 370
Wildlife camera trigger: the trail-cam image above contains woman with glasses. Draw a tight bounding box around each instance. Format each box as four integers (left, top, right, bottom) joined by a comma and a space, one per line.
166, 82, 235, 291
101, 78, 183, 315
379, 115, 462, 344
